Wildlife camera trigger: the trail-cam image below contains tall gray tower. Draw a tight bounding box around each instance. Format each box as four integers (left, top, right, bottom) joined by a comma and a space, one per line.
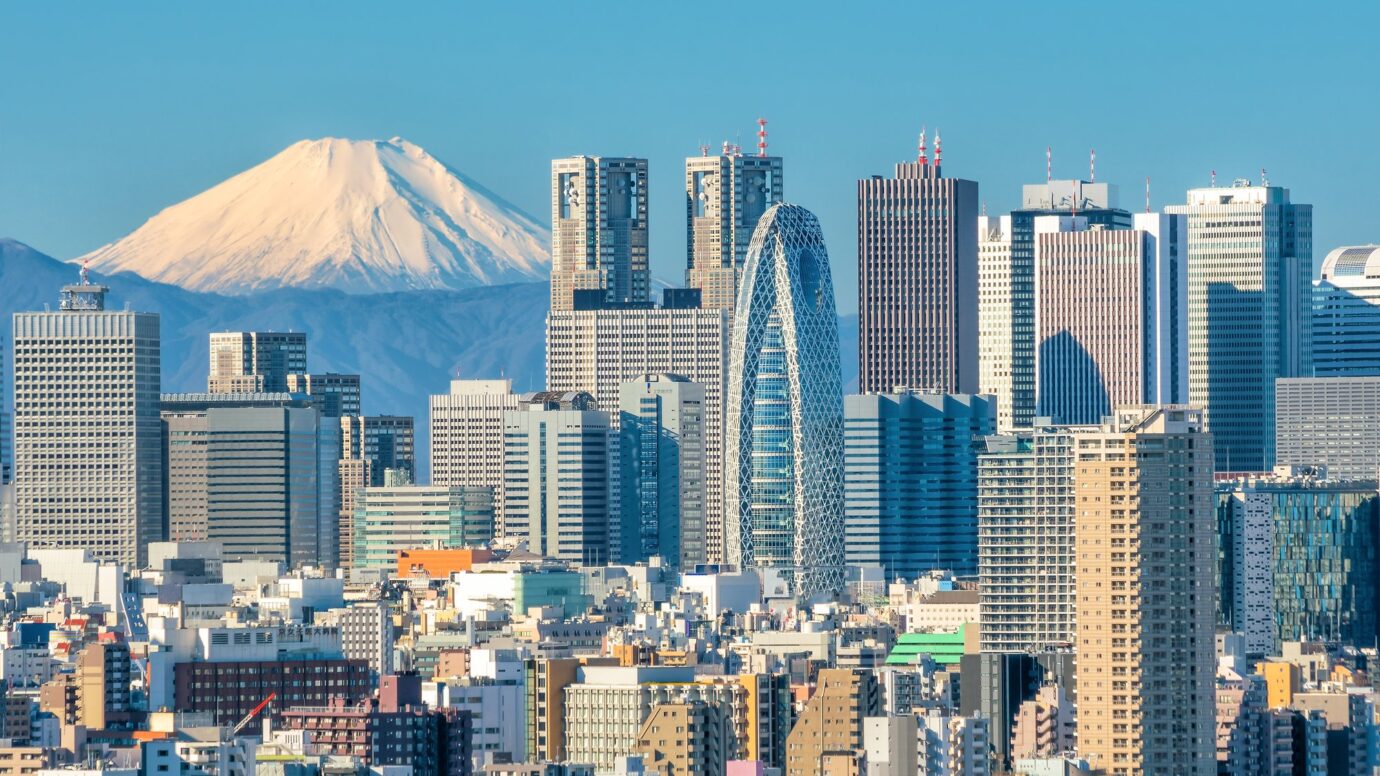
550, 156, 649, 311
12, 268, 162, 566
686, 134, 783, 310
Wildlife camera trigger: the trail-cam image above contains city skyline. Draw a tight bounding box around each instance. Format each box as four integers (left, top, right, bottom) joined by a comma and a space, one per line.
4, 3, 1378, 314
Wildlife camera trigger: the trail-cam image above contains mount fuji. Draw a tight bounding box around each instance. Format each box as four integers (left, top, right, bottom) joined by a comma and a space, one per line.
79, 137, 550, 295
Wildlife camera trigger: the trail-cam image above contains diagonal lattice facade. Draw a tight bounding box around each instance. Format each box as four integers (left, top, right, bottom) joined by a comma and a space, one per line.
725, 203, 845, 598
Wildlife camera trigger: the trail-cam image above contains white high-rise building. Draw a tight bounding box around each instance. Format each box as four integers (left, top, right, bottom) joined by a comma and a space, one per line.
685, 147, 783, 310
12, 271, 162, 566
429, 378, 521, 491
1167, 181, 1311, 472
546, 305, 730, 561
501, 392, 617, 564
978, 215, 1016, 432
1314, 245, 1380, 376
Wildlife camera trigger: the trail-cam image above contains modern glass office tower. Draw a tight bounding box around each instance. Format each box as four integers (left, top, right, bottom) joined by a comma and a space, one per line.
1217, 469, 1379, 654
686, 148, 783, 311
12, 271, 162, 566
550, 156, 649, 311
618, 374, 706, 566
1166, 180, 1312, 472
725, 203, 845, 598
857, 145, 979, 395
844, 391, 995, 580
1314, 245, 1380, 376
207, 331, 307, 393
982, 180, 1131, 430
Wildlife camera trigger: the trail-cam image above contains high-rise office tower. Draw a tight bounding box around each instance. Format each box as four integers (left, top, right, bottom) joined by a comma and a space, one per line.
843, 391, 995, 580
725, 203, 845, 598
1314, 245, 1380, 376
618, 374, 706, 566
550, 156, 649, 311
977, 425, 1079, 653
1033, 212, 1188, 424
161, 392, 332, 566
1074, 406, 1216, 776
429, 379, 520, 491
686, 144, 783, 310
207, 331, 307, 393
981, 179, 1132, 430
12, 271, 162, 566
1276, 376, 1380, 480
336, 415, 415, 568
1216, 469, 1378, 655
1167, 180, 1312, 472
501, 391, 616, 564
287, 372, 362, 417
858, 137, 979, 395
546, 300, 730, 561
978, 215, 1016, 432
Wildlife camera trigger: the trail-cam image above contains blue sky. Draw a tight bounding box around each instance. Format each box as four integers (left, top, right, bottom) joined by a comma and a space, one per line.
3, 2, 1377, 313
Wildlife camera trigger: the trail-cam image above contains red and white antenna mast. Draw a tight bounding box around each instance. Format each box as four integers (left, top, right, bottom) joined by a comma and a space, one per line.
917, 127, 928, 165
1046, 146, 1052, 182
1089, 148, 1096, 182
756, 118, 768, 157
934, 129, 942, 168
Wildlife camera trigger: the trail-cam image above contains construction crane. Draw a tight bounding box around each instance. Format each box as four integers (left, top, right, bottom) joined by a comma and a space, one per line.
232, 692, 276, 736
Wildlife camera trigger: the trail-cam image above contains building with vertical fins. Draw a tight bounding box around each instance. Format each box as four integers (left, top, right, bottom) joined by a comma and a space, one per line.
1074, 406, 1216, 775
12, 269, 163, 566
207, 331, 307, 393
725, 203, 845, 598
686, 131, 783, 311
1033, 212, 1187, 424
618, 374, 706, 567
858, 131, 979, 395
981, 175, 1132, 430
550, 156, 649, 311
1167, 179, 1312, 472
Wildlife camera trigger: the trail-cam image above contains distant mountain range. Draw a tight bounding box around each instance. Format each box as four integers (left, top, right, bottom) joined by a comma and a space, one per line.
79, 137, 550, 295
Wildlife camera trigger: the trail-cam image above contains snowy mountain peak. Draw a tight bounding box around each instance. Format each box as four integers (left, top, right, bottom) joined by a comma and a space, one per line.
79, 137, 551, 295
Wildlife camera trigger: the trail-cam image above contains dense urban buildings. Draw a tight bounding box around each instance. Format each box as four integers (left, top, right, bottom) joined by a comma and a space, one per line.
725, 203, 845, 599
550, 156, 649, 311
1074, 406, 1216, 775
857, 139, 979, 395
1166, 180, 1312, 472
685, 144, 783, 310
843, 391, 995, 579
981, 179, 1132, 430
11, 272, 163, 566
1313, 244, 1380, 376
207, 331, 307, 393
1033, 212, 1187, 424
618, 374, 706, 566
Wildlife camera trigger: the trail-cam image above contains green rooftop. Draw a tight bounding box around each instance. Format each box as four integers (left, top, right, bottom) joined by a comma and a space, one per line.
885, 624, 968, 666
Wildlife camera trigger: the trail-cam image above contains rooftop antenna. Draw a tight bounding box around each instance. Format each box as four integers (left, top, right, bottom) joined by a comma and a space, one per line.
756, 118, 768, 157
1261, 167, 1269, 187
1089, 148, 1096, 182
1211, 169, 1217, 187
917, 126, 928, 165
933, 129, 942, 168
733, 131, 742, 157
80, 258, 90, 286
1145, 176, 1151, 213
699, 142, 709, 157
982, 200, 987, 217
722, 140, 731, 156
1046, 146, 1052, 182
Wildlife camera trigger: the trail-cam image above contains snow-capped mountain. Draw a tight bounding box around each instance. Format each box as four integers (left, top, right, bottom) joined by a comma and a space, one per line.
79, 137, 550, 295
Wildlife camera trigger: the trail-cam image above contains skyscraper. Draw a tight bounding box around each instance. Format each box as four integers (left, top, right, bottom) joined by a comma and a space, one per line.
686, 144, 783, 310
546, 301, 730, 561
501, 391, 616, 564
857, 136, 979, 395
725, 203, 845, 598
1033, 212, 1187, 424
981, 179, 1132, 430
338, 414, 416, 568
1074, 406, 1216, 775
843, 391, 995, 580
429, 379, 520, 492
12, 271, 162, 566
207, 331, 307, 393
286, 372, 362, 417
1313, 245, 1380, 376
550, 156, 649, 311
1167, 180, 1312, 471
618, 374, 706, 566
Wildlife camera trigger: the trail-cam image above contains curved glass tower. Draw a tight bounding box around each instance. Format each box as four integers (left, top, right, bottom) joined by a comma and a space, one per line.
725, 203, 845, 597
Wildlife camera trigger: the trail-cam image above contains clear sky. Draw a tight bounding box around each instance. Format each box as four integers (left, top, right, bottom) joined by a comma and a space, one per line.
3, 2, 1377, 313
